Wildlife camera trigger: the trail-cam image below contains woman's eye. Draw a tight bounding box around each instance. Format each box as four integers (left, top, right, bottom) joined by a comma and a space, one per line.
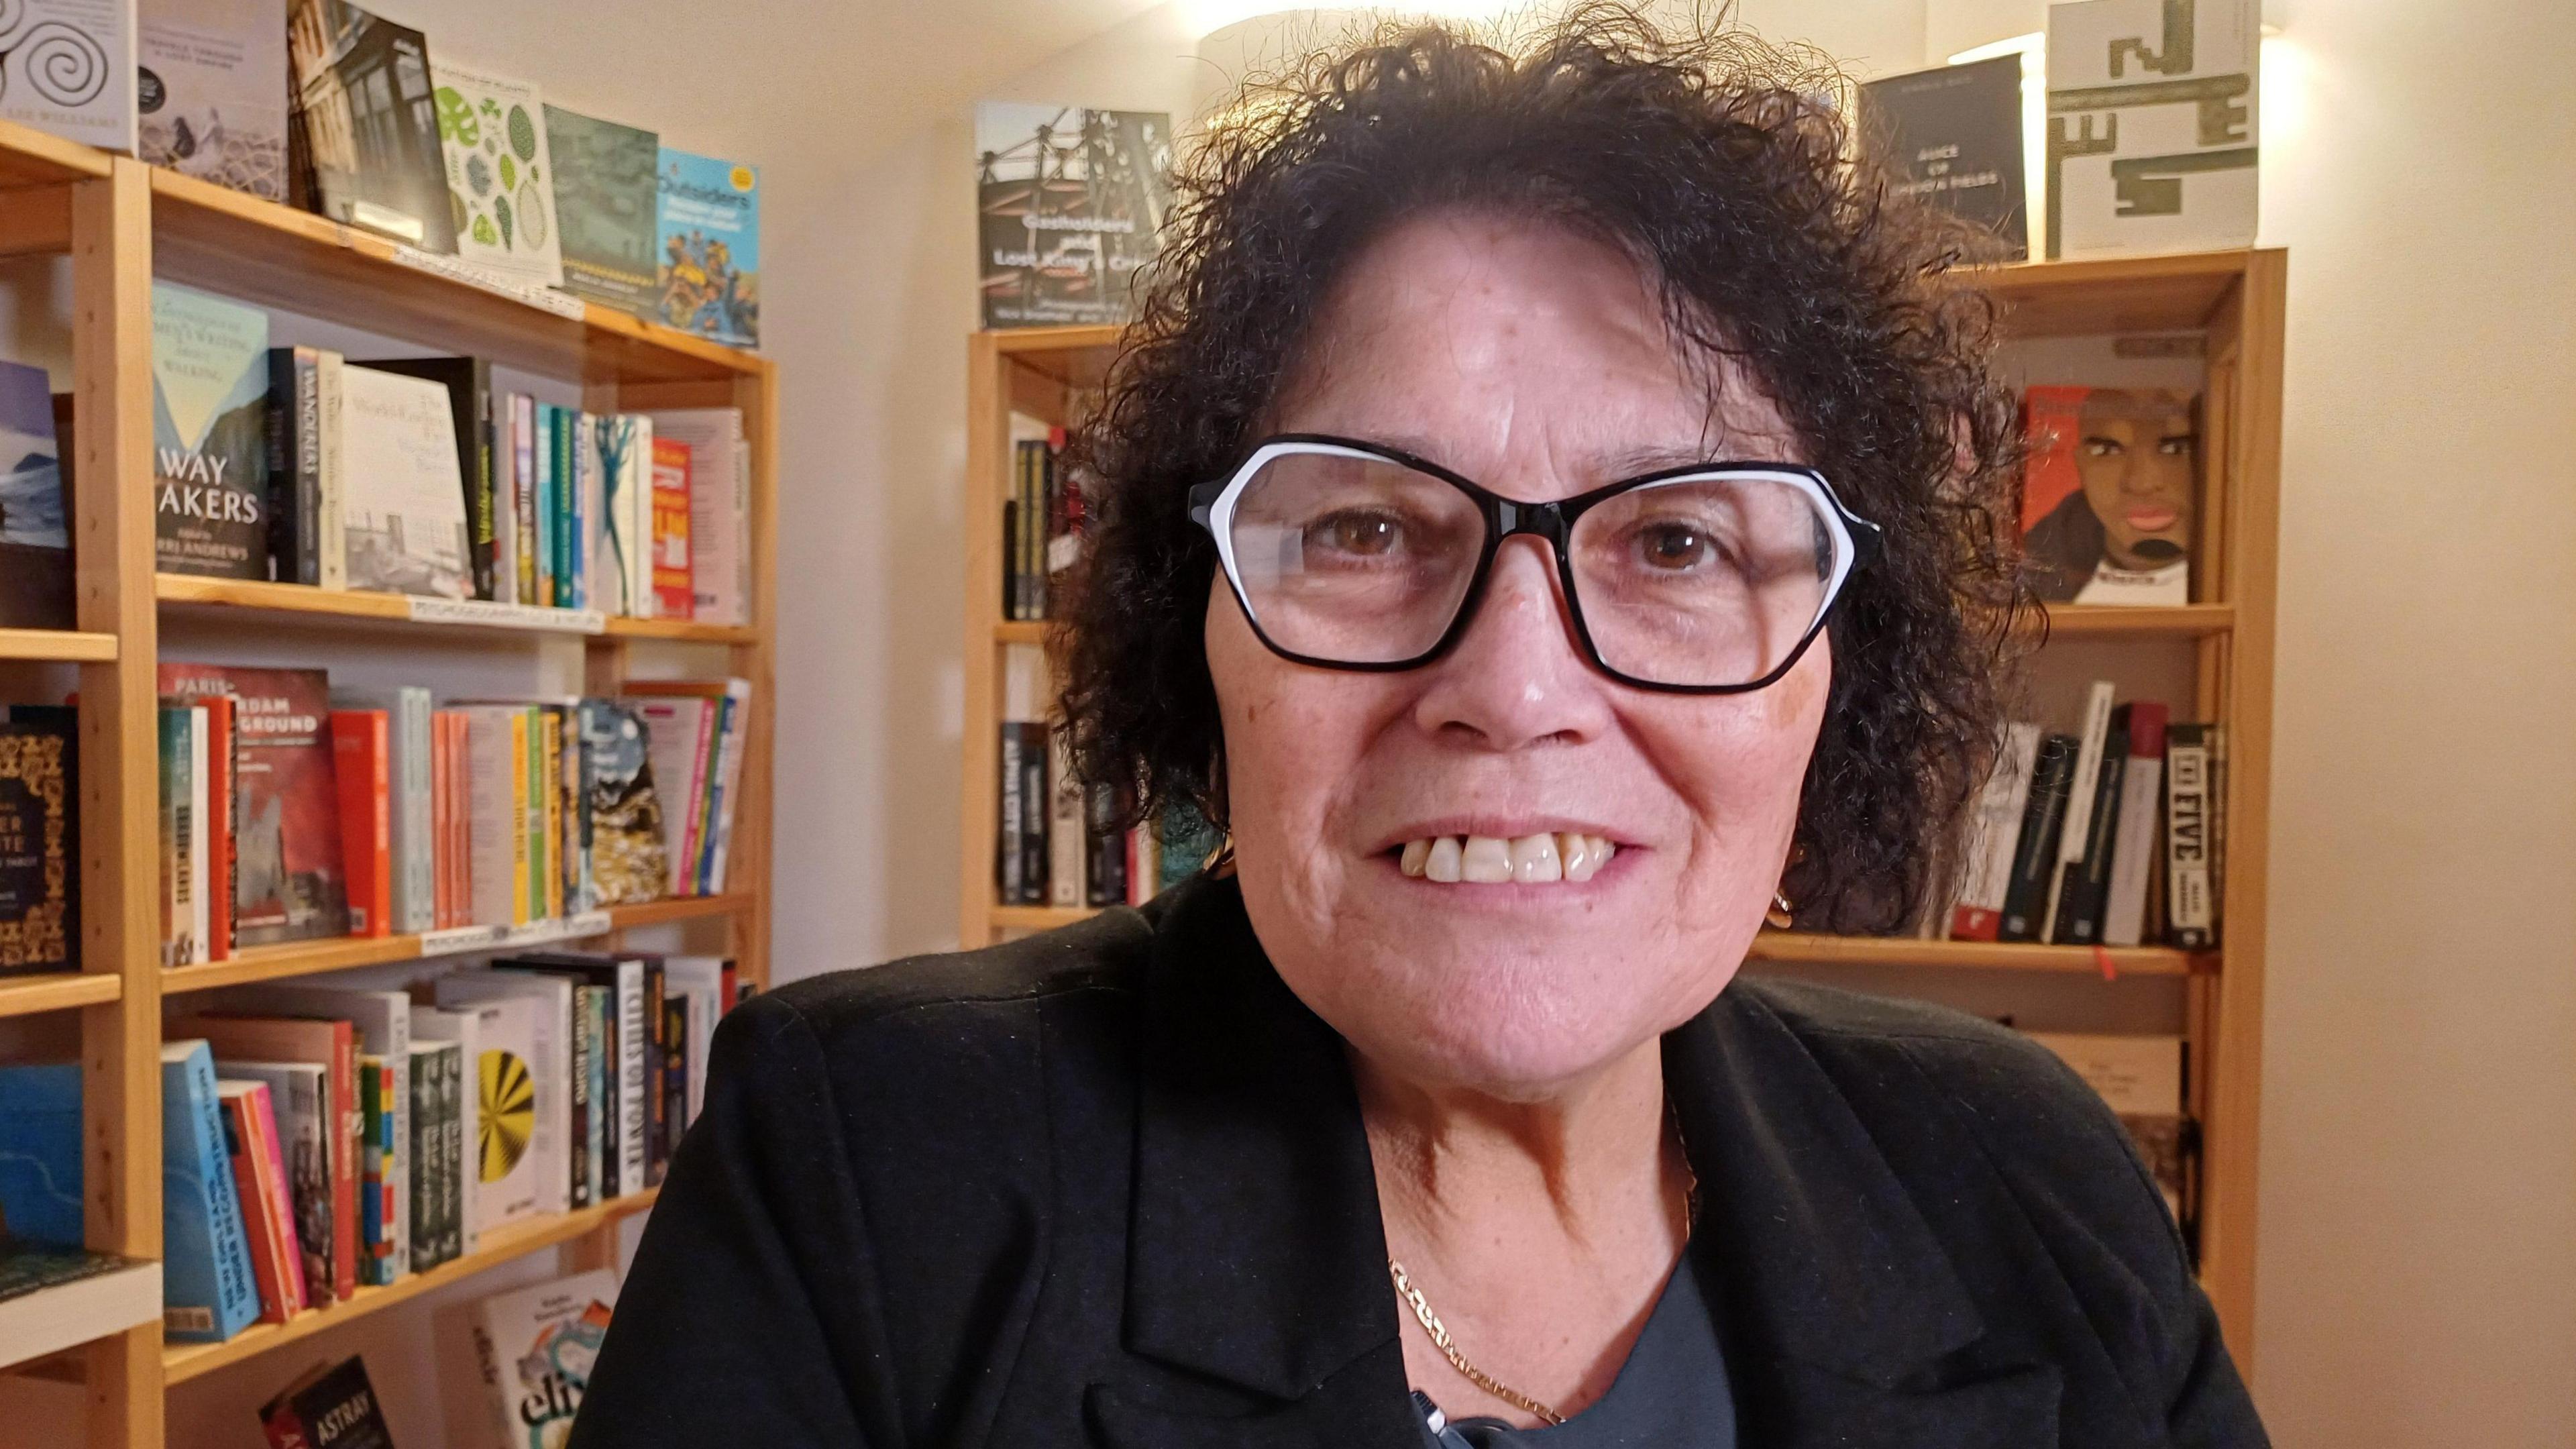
1311, 511, 1403, 555
1636, 523, 1713, 570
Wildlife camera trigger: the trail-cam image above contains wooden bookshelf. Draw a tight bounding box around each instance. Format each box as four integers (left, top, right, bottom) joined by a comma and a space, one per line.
959, 252, 2285, 1370
0, 125, 780, 1444
157, 896, 752, 996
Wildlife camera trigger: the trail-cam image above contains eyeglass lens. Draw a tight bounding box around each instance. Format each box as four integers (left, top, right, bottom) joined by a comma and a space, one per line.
1222, 449, 1838, 688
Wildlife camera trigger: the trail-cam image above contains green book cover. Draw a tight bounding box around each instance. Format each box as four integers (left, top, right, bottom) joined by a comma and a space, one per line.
545, 105, 660, 315
151, 282, 270, 578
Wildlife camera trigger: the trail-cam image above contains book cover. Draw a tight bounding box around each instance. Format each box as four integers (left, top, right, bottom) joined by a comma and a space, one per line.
432, 973, 562, 1220
2164, 722, 2219, 948
138, 0, 289, 200
576, 700, 665, 906
2045, 0, 2257, 259
2022, 386, 2196, 606
655, 146, 759, 347
285, 0, 456, 250
217, 1059, 333, 1303
202, 694, 235, 961
160, 1038, 262, 1342
160, 664, 347, 945
336, 686, 433, 932
641, 409, 746, 625
1858, 54, 2028, 261
588, 414, 649, 616
152, 282, 272, 579
544, 105, 659, 314
0, 360, 72, 629
0, 705, 77, 977
341, 363, 472, 599
157, 704, 196, 966
0, 1060, 83, 1245
259, 1354, 396, 1449
469, 1267, 616, 1449
2104, 702, 2170, 947
974, 103, 1172, 329
411, 1006, 480, 1251
1996, 733, 2079, 943
502, 953, 643, 1198
2051, 718, 2130, 945
647, 436, 691, 619
407, 1038, 459, 1270
1947, 721, 2041, 942
330, 710, 391, 937
179, 1013, 356, 1301
355, 356, 495, 600
431, 62, 566, 286
214, 1079, 302, 1322
0, 0, 136, 151
226, 984, 407, 1281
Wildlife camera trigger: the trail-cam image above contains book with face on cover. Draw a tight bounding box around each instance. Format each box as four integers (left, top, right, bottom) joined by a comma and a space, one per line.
2021, 386, 2197, 606
138, 0, 290, 201
431, 62, 566, 287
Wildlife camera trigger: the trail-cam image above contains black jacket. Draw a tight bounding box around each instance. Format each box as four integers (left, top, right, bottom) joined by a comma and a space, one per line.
572, 874, 2266, 1448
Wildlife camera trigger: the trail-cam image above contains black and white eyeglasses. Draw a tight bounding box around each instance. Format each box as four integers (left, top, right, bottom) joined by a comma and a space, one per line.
1188, 434, 1883, 694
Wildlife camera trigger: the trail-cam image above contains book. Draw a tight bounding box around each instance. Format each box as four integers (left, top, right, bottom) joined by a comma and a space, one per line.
2102, 702, 2170, 947
223, 984, 409, 1283
161, 665, 347, 945
995, 720, 1031, 906
430, 62, 567, 287
258, 1354, 396, 1449
355, 1055, 389, 1283
456, 706, 529, 926
508, 394, 535, 603
0, 359, 72, 629
545, 105, 660, 314
2045, 0, 2257, 259
2025, 1031, 2192, 1222
624, 696, 710, 895
1947, 722, 2041, 942
0, 1060, 83, 1244
0, 705, 78, 977
1048, 729, 1083, 909
285, 0, 456, 250
2022, 386, 2197, 606
335, 686, 433, 932
0, 0, 136, 150
180, 1013, 356, 1301
1083, 784, 1127, 908
407, 1038, 460, 1270
1858, 54, 2028, 261
152, 282, 272, 579
1996, 733, 2079, 943
577, 700, 666, 906
2051, 716, 2130, 946
157, 704, 197, 967
433, 971, 566, 1219
501, 953, 645, 1197
2165, 722, 2220, 948
468, 1268, 616, 1449
641, 409, 747, 625
201, 694, 236, 961
648, 436, 691, 619
217, 1059, 333, 1303
138, 0, 290, 200
659, 955, 726, 1131
588, 413, 651, 616
2041, 681, 2118, 942
655, 146, 760, 347
974, 104, 1172, 329
215, 1078, 305, 1322
263, 345, 333, 587
354, 356, 496, 600
330, 710, 391, 938
339, 363, 472, 598
160, 1038, 262, 1342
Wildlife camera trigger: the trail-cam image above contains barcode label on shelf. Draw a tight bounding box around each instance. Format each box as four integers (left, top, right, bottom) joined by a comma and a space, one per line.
419, 910, 615, 959
408, 597, 606, 633
388, 244, 590, 319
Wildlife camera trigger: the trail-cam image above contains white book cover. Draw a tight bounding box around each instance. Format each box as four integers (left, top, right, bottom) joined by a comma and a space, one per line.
433, 975, 564, 1220
2103, 745, 2165, 948
342, 364, 472, 598
337, 685, 435, 933
660, 955, 724, 1127
2045, 0, 2258, 259
588, 414, 650, 616
641, 408, 746, 625
1951, 721, 2042, 934
428, 62, 566, 287
224, 984, 410, 1277
469, 1267, 617, 1449
2041, 680, 2117, 942
137, 0, 286, 198
625, 697, 710, 893
458, 706, 524, 927
316, 351, 345, 588
0, 0, 136, 151
411, 1006, 482, 1251
703, 678, 751, 894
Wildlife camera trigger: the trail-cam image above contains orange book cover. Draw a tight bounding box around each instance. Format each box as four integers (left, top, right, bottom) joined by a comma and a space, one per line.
331, 711, 392, 938
650, 436, 694, 620
201, 694, 235, 961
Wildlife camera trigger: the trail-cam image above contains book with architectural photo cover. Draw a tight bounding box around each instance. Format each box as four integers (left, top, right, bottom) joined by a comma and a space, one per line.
975, 103, 1173, 329
285, 0, 457, 251
341, 363, 473, 599
159, 664, 347, 945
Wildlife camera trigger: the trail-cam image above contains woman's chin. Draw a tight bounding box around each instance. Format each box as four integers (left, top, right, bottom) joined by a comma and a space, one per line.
1307, 956, 1708, 1099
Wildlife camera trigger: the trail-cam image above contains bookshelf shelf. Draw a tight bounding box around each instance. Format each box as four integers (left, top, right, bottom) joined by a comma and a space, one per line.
159, 896, 755, 996
0, 1261, 161, 1376
0, 628, 117, 661
0, 117, 111, 186
959, 248, 2285, 1368
155, 574, 756, 644
160, 1190, 659, 1385
0, 971, 122, 1018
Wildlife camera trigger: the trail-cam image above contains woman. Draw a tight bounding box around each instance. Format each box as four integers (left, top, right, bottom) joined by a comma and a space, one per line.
573, 12, 2266, 1447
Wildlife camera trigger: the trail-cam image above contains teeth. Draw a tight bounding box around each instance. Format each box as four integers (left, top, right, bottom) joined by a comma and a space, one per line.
1395, 832, 1617, 885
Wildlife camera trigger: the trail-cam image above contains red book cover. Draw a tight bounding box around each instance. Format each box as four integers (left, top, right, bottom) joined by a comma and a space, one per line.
217, 1081, 295, 1323
246, 1075, 310, 1312
158, 665, 347, 945
650, 437, 693, 620
331, 712, 391, 938
179, 1012, 360, 1301
201, 694, 235, 961
2020, 385, 2198, 606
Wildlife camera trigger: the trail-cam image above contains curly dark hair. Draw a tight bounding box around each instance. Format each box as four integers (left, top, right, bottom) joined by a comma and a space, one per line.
1056, 4, 2031, 934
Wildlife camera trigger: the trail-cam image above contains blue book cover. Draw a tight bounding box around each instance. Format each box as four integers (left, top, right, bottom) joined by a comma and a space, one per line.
160, 1039, 260, 1341
0, 1061, 84, 1246
655, 148, 759, 348
150, 282, 271, 580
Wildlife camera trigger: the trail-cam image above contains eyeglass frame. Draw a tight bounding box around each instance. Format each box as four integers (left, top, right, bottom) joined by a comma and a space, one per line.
1186, 433, 1886, 696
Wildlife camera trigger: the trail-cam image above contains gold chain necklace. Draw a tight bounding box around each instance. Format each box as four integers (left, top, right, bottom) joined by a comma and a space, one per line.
1387, 1258, 1569, 1426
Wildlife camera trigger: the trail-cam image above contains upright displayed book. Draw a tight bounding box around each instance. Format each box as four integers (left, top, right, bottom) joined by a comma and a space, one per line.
265, 343, 345, 589
545, 105, 660, 314
655, 147, 759, 347
258, 1354, 396, 1449
285, 0, 457, 250
356, 356, 495, 600
0, 1059, 84, 1244
0, 705, 77, 978
160, 1038, 262, 1343
1858, 54, 2027, 260
468, 1268, 616, 1449
2022, 386, 2198, 605
159, 664, 348, 946
588, 413, 651, 616
2045, 0, 2259, 258
2026, 1031, 2194, 1226
137, 0, 290, 201
0, 359, 72, 629
152, 282, 272, 579
341, 363, 473, 599
576, 700, 666, 906
431, 62, 567, 286
0, 0, 136, 151
642, 408, 749, 626
975, 104, 1173, 329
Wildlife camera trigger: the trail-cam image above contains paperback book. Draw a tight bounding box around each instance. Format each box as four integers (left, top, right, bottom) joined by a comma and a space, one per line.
545, 105, 660, 315
975, 104, 1172, 328
0, 0, 136, 151
0, 350, 72, 631
469, 1268, 616, 1449
0, 705, 77, 977
2045, 0, 2259, 258
138, 0, 290, 201
285, 0, 457, 250
259, 1354, 396, 1449
1858, 53, 2027, 261
152, 282, 272, 579
655, 147, 759, 347
341, 363, 473, 599
159, 664, 348, 945
576, 700, 665, 906
2022, 386, 2198, 605
433, 62, 566, 287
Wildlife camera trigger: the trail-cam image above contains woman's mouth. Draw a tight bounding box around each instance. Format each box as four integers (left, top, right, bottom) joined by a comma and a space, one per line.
2125, 505, 2180, 531
1392, 832, 1616, 884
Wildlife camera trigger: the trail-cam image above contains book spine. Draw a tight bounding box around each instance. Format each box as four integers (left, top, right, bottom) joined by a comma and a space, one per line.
188, 707, 209, 964
541, 708, 564, 920
1049, 728, 1083, 908
2164, 724, 2216, 949
331, 711, 392, 937
2103, 704, 2169, 947
270, 1069, 333, 1303
996, 724, 1024, 904
394, 690, 436, 933
265, 348, 323, 585
534, 403, 557, 608
327, 1028, 358, 1301
219, 1087, 292, 1324
569, 413, 592, 611
2051, 722, 2129, 946
663, 992, 689, 1167
1020, 724, 1047, 904
493, 392, 519, 605
1085, 783, 1127, 908
162, 1046, 260, 1341
617, 962, 645, 1196
2040, 681, 2116, 943
1948, 722, 2041, 941
1997, 733, 2079, 943
568, 985, 596, 1208
317, 353, 345, 590
468, 359, 496, 600
357, 1057, 386, 1285
249, 1082, 310, 1312
645, 962, 669, 1186
515, 394, 538, 604
209, 698, 236, 961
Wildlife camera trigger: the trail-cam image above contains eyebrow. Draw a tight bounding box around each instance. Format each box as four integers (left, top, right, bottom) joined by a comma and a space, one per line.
1346, 433, 1748, 480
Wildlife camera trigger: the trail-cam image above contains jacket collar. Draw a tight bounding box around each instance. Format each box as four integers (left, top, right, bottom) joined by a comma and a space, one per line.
1122, 875, 1990, 1407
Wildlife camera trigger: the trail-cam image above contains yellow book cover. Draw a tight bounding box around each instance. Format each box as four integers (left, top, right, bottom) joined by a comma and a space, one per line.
507, 712, 530, 925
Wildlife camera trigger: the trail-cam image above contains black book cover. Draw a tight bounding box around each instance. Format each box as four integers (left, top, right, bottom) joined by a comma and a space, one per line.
354, 356, 496, 599
264, 348, 325, 586
1858, 54, 2029, 261
0, 706, 78, 976
1997, 733, 2079, 942
1018, 722, 1049, 905
1084, 782, 1126, 908
285, 0, 459, 252
259, 1354, 396, 1449
2051, 722, 2131, 945
641, 959, 667, 1185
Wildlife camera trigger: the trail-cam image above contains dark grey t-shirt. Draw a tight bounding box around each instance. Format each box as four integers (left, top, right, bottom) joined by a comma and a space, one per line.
1414, 1252, 1735, 1448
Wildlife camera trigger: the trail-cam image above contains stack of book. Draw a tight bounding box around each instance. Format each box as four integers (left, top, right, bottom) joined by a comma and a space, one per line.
1000, 424, 1085, 623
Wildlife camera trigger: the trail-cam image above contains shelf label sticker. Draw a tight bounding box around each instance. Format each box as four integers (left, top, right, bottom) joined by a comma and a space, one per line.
408, 597, 606, 633
389, 244, 590, 319
418, 910, 618, 960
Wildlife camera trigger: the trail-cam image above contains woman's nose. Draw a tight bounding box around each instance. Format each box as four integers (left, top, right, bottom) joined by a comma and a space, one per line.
1409, 536, 1614, 751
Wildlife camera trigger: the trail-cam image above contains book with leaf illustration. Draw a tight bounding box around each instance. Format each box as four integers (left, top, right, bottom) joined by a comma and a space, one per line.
432, 62, 565, 287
